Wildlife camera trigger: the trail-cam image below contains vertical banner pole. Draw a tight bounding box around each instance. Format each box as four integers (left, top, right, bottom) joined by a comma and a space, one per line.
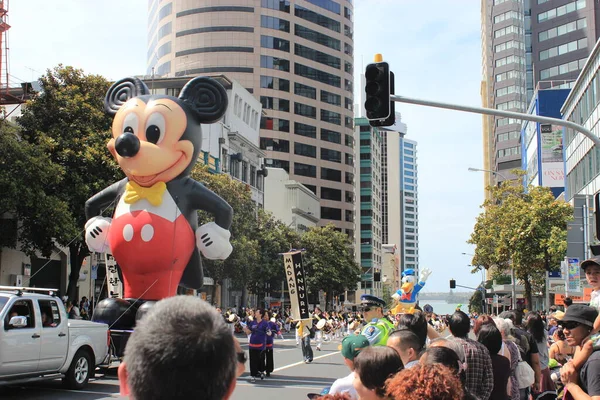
283, 251, 310, 321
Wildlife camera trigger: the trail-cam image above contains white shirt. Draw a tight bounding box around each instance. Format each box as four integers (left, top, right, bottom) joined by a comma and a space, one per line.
329, 372, 358, 399
590, 289, 600, 312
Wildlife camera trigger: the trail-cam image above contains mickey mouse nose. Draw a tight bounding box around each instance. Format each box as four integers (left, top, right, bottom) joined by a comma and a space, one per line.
115, 133, 140, 158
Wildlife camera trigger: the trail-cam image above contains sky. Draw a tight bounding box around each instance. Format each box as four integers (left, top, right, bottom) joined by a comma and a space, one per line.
9, 0, 485, 293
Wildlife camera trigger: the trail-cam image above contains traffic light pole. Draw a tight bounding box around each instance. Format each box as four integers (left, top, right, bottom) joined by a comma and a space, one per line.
390, 95, 600, 147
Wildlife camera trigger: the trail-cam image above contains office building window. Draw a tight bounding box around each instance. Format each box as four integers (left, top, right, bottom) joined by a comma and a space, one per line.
495, 40, 524, 53
321, 148, 342, 163
304, 184, 317, 195
321, 109, 341, 125
306, 0, 341, 14
345, 134, 354, 149
294, 43, 340, 68
294, 142, 317, 158
321, 206, 342, 220
494, 10, 521, 24
261, 15, 290, 32
261, 117, 290, 132
262, 0, 290, 13
321, 167, 342, 182
539, 18, 586, 42
294, 82, 317, 99
260, 96, 290, 112
321, 128, 341, 144
260, 138, 290, 152
261, 35, 290, 52
540, 38, 587, 61
321, 187, 342, 201
540, 58, 586, 80
261, 55, 290, 71
294, 162, 317, 177
268, 159, 290, 172
345, 153, 353, 166
294, 5, 341, 32
295, 63, 341, 87
294, 122, 317, 138
295, 24, 341, 51
538, 0, 586, 23
294, 102, 317, 119
260, 76, 290, 92
345, 171, 354, 184
497, 146, 521, 158
321, 90, 341, 106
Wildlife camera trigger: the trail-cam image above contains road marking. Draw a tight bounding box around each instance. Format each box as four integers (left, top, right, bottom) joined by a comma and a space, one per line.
236, 383, 325, 390
272, 351, 340, 372
39, 387, 121, 396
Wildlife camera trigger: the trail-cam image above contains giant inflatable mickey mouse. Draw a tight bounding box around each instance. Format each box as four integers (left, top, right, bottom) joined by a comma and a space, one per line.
85, 76, 233, 327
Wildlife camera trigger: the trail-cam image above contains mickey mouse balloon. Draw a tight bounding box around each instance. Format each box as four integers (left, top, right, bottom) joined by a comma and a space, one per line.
84, 76, 233, 301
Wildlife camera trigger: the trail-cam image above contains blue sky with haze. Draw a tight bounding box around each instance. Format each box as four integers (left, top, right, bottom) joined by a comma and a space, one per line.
10, 0, 485, 292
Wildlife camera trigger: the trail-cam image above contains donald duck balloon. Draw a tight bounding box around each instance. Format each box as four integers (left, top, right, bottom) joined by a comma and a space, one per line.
391, 268, 432, 314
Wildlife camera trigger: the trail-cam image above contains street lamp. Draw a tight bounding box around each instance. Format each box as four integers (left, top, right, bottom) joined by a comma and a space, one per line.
467, 167, 508, 181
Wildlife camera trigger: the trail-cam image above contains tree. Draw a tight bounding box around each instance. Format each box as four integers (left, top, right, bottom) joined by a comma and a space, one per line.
248, 210, 301, 304
0, 121, 73, 254
301, 224, 361, 308
190, 165, 260, 305
469, 290, 484, 314
16, 65, 121, 300
468, 171, 572, 308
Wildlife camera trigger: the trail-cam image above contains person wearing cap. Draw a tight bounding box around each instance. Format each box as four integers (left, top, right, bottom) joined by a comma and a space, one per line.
558, 304, 600, 399
359, 294, 395, 346
329, 335, 371, 399
559, 257, 600, 390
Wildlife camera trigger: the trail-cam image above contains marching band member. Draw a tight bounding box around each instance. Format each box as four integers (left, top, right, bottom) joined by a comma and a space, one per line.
313, 307, 324, 351
360, 294, 395, 346
244, 308, 267, 382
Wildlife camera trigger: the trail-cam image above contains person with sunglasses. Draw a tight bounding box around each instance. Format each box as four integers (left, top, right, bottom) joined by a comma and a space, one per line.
360, 295, 395, 346
558, 304, 600, 399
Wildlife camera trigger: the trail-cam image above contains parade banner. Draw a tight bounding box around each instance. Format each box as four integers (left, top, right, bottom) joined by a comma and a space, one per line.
104, 253, 122, 298
283, 251, 310, 320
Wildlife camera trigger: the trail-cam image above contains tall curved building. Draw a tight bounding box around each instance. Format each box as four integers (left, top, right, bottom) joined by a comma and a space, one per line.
147, 0, 355, 235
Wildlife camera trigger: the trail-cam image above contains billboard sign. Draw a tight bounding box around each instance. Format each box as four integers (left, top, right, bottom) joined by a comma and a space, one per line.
540, 124, 564, 188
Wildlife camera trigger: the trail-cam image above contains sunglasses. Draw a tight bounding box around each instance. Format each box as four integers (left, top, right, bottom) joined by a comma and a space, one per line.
237, 351, 247, 364
560, 321, 581, 330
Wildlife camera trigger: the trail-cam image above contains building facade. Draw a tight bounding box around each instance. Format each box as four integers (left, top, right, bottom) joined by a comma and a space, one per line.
379, 115, 419, 277
147, 0, 356, 235
481, 0, 600, 186
562, 36, 600, 262
354, 117, 383, 298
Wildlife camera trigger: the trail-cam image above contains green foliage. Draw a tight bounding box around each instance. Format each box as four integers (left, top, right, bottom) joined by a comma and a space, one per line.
301, 224, 361, 306
13, 65, 121, 299
469, 290, 484, 314
0, 121, 72, 254
468, 170, 572, 307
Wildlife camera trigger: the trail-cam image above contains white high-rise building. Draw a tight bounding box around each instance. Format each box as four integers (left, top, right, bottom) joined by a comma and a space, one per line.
381, 115, 419, 276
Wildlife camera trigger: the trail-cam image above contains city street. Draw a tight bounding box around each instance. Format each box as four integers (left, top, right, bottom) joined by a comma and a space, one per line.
0, 333, 347, 400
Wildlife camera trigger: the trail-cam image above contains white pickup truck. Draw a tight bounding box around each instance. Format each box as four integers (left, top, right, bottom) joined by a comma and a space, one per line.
0, 286, 109, 389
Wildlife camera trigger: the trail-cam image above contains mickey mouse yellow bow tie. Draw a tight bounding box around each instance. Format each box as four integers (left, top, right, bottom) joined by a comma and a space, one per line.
123, 181, 166, 206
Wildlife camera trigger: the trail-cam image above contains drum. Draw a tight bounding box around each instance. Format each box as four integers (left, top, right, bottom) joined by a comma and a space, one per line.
316, 318, 327, 330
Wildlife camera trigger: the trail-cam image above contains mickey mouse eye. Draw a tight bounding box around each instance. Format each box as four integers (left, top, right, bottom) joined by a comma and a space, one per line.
122, 113, 139, 135
145, 112, 166, 145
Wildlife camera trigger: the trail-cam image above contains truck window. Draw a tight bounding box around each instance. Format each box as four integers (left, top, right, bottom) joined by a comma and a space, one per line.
38, 300, 61, 328
5, 300, 35, 328
0, 297, 7, 313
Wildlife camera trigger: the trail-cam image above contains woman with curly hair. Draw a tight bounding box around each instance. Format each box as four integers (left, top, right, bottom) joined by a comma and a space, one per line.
352, 346, 403, 400
386, 363, 464, 400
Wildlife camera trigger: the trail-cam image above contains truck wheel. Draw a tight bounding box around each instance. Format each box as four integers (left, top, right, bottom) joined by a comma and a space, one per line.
63, 349, 92, 390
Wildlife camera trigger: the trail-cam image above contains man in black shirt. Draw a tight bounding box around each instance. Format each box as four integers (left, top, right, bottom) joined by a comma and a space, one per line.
560, 304, 600, 399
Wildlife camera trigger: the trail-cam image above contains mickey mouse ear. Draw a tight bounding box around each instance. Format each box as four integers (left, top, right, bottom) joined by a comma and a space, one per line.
179, 76, 228, 123
104, 77, 150, 115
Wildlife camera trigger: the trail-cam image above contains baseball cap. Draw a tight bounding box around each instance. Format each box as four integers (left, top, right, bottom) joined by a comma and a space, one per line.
361, 294, 386, 308
338, 334, 370, 360
550, 311, 565, 321
580, 255, 600, 271
558, 304, 598, 328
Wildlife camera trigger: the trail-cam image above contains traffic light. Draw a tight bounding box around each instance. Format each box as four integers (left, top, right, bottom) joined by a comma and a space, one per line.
450, 279, 456, 289
364, 54, 395, 126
